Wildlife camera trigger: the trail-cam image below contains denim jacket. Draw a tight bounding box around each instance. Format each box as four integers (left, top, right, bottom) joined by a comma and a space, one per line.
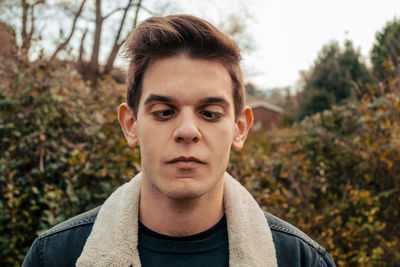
23, 206, 335, 266
23, 173, 335, 266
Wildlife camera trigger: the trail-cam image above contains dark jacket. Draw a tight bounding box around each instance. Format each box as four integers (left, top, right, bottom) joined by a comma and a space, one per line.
22, 206, 335, 267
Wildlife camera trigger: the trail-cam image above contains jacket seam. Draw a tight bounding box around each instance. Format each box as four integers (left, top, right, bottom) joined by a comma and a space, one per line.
37, 237, 45, 267
318, 253, 323, 267
39, 216, 96, 239
269, 223, 324, 255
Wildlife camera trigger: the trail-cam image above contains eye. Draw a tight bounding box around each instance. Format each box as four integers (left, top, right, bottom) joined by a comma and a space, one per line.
152, 109, 175, 120
200, 110, 222, 121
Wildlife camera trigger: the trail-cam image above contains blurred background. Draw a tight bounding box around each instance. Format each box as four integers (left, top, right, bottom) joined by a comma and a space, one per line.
0, 0, 399, 266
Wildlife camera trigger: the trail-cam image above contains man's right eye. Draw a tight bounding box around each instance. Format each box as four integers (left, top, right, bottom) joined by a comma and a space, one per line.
152, 110, 175, 120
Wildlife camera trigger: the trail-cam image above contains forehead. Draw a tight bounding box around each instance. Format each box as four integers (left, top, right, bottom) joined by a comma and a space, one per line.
140, 54, 233, 105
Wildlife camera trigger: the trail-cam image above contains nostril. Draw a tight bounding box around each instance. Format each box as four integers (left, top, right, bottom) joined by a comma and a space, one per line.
175, 135, 199, 143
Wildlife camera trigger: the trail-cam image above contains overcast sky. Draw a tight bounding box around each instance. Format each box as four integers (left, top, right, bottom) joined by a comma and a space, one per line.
240, 0, 400, 90
22, 0, 400, 91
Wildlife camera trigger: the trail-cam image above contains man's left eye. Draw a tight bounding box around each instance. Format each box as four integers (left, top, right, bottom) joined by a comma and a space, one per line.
200, 111, 222, 120
152, 109, 175, 120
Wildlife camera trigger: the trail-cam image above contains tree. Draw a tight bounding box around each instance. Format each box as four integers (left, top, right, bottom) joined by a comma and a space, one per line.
0, 21, 17, 61
0, 0, 252, 85
0, 0, 152, 83
297, 40, 374, 120
49, 0, 87, 62
76, 0, 145, 84
371, 18, 400, 88
20, 0, 45, 57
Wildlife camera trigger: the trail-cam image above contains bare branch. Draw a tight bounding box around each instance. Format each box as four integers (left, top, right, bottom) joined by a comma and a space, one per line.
27, 2, 35, 43
77, 28, 88, 67
50, 0, 87, 62
24, 2, 37, 53
133, 0, 143, 28
20, 0, 44, 56
103, 0, 134, 74
89, 0, 103, 73
102, 7, 124, 20
32, 0, 44, 7
140, 4, 159, 16
21, 0, 28, 51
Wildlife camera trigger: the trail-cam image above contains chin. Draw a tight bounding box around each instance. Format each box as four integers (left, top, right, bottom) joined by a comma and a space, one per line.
143, 168, 225, 201
162, 180, 211, 201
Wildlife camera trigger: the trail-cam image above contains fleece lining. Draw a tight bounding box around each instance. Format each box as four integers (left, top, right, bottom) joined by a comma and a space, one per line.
76, 172, 277, 267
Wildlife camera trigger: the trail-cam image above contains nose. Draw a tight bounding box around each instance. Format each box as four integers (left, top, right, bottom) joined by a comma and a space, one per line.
173, 109, 201, 143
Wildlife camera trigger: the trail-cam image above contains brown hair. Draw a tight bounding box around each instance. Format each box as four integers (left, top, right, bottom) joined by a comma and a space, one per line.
124, 14, 244, 120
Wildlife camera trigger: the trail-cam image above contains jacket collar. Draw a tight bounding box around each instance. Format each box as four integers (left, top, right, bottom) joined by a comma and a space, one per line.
77, 172, 277, 266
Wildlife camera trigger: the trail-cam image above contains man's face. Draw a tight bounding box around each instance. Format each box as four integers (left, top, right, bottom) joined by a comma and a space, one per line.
119, 54, 251, 200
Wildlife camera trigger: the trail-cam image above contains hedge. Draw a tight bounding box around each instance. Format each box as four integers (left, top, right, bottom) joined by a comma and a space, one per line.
229, 92, 400, 266
0, 60, 140, 266
1, 59, 399, 266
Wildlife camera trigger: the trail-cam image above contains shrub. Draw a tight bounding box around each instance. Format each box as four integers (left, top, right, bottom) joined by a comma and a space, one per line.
0, 60, 140, 266
229, 92, 400, 266
1, 58, 399, 266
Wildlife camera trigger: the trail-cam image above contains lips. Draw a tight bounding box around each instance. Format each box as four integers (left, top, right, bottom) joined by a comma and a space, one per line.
166, 156, 206, 169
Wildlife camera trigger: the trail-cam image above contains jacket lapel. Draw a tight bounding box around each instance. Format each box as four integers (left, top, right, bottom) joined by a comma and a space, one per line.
77, 172, 277, 267
224, 172, 277, 266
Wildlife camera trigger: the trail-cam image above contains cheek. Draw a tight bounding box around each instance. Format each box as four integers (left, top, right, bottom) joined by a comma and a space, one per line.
209, 122, 236, 150
137, 123, 157, 159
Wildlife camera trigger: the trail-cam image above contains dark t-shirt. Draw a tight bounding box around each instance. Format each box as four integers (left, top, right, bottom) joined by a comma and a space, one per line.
138, 215, 229, 267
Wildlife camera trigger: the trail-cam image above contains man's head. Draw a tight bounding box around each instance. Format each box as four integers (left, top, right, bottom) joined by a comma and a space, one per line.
124, 14, 244, 120
118, 15, 253, 201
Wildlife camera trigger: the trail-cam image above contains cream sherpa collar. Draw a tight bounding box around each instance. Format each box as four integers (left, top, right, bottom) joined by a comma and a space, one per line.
76, 172, 277, 266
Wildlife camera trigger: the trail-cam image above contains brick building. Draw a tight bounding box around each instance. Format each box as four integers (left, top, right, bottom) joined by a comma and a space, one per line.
249, 101, 283, 131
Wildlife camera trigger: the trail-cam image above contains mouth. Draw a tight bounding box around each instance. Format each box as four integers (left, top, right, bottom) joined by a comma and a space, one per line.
165, 156, 206, 169
166, 156, 206, 165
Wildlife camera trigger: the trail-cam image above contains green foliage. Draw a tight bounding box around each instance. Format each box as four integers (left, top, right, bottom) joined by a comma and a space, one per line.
298, 88, 334, 119
0, 60, 140, 266
245, 82, 257, 96
371, 18, 400, 81
298, 41, 374, 120
1, 56, 400, 267
229, 91, 400, 266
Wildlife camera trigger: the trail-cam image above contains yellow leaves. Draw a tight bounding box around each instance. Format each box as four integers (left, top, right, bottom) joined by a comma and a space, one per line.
239, 90, 400, 265
384, 119, 392, 128
387, 160, 393, 169
67, 149, 86, 165
395, 96, 400, 110
100, 168, 107, 177
3, 58, 400, 266
386, 240, 396, 248
280, 171, 289, 178
336, 260, 346, 266
326, 228, 334, 237
329, 208, 340, 216
372, 246, 384, 256
379, 149, 394, 169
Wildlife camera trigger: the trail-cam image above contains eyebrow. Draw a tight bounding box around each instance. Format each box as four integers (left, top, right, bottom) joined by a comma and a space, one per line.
143, 94, 230, 107
199, 97, 230, 107
144, 94, 176, 105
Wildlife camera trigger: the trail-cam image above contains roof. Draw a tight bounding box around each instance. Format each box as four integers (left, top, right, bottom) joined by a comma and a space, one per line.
249, 101, 284, 113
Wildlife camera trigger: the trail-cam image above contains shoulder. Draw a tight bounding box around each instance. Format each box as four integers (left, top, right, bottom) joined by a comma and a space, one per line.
39, 205, 100, 238
22, 206, 101, 267
264, 212, 336, 267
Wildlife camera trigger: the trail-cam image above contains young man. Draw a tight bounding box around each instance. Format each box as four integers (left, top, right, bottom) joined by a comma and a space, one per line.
23, 15, 335, 266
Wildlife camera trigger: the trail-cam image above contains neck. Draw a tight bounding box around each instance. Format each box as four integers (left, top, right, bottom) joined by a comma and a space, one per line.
139, 178, 224, 236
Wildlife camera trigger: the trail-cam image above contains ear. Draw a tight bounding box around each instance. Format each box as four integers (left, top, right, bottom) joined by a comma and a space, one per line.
232, 106, 253, 151
118, 103, 138, 147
